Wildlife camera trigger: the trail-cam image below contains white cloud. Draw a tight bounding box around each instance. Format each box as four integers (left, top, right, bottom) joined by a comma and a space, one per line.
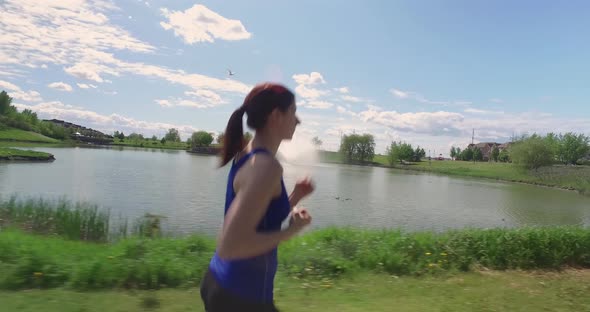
335, 87, 349, 94
490, 98, 504, 103
366, 104, 383, 111
0, 80, 42, 102
391, 89, 409, 99
14, 100, 201, 139
464, 108, 504, 114
295, 84, 328, 100
11, 90, 43, 102
292, 72, 326, 86
303, 101, 334, 109
391, 88, 471, 107
64, 63, 119, 83
336, 105, 357, 116
341, 95, 363, 103
184, 89, 224, 105
157, 89, 226, 109
0, 80, 21, 91
77, 83, 98, 89
0, 0, 251, 99
155, 99, 172, 107
0, 0, 154, 70
359, 107, 465, 135
160, 4, 251, 44
48, 82, 73, 92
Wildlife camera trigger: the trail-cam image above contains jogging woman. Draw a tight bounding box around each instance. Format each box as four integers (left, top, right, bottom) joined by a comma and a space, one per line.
200, 83, 315, 311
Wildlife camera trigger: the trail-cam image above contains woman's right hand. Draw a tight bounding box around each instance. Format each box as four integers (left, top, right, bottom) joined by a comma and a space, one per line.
288, 207, 312, 233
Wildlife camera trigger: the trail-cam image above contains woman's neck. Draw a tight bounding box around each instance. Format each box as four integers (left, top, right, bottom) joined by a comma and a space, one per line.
248, 130, 281, 155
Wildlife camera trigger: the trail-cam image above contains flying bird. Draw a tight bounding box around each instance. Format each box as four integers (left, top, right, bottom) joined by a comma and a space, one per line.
227, 69, 235, 76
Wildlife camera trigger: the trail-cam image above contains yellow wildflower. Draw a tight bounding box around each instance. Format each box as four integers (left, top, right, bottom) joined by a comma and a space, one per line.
428, 263, 435, 268
440, 252, 448, 256
33, 272, 43, 277
107, 256, 114, 260
425, 252, 432, 256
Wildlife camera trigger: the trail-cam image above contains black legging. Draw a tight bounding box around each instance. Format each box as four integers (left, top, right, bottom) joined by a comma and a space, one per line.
200, 269, 280, 312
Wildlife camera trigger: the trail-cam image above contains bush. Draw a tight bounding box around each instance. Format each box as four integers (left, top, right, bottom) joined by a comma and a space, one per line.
510, 135, 555, 170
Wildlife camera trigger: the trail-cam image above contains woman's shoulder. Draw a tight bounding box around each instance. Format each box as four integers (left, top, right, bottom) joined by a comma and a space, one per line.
249, 152, 283, 175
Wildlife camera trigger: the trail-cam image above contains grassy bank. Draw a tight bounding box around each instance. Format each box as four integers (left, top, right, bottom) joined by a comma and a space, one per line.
2, 198, 589, 310
111, 139, 189, 151
319, 151, 590, 195
0, 127, 59, 143
0, 147, 55, 161
1, 226, 589, 291
1, 197, 589, 291
2, 270, 589, 312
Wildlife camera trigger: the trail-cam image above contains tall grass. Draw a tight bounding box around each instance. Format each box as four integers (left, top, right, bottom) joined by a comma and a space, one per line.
0, 196, 166, 242
0, 196, 112, 242
1, 225, 589, 290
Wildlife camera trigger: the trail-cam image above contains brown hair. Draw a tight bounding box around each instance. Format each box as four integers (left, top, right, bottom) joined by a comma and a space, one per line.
219, 82, 295, 166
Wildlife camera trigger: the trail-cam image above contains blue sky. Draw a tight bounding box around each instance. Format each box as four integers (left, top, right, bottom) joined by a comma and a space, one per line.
1, 0, 589, 155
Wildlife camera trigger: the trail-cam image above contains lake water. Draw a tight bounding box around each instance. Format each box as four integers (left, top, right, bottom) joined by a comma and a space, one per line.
1, 147, 589, 235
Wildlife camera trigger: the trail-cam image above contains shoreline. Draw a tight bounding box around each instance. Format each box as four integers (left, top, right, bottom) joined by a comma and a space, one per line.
0, 147, 55, 162
387, 163, 585, 194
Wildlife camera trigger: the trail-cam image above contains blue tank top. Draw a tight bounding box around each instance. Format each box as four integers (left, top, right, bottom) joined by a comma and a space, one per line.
208, 148, 291, 303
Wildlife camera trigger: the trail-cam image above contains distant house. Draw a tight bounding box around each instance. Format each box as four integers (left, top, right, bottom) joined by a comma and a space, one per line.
467, 142, 498, 161
498, 142, 512, 151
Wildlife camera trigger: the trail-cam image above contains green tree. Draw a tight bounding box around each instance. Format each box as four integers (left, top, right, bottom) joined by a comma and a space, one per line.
151, 135, 158, 141
491, 146, 500, 162
386, 141, 414, 165
339, 133, 375, 164
461, 148, 474, 161
311, 136, 323, 149
127, 133, 144, 142
117, 132, 125, 140
557, 132, 589, 165
473, 148, 483, 161
399, 143, 414, 163
450, 147, 457, 160
413, 146, 426, 162
499, 149, 510, 162
510, 135, 554, 170
160, 137, 166, 144
20, 109, 38, 126
0, 91, 12, 115
244, 131, 253, 142
164, 128, 181, 142
191, 131, 214, 148
544, 132, 560, 157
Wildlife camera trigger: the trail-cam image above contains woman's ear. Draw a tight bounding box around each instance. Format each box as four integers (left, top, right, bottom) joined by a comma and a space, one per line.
268, 107, 281, 123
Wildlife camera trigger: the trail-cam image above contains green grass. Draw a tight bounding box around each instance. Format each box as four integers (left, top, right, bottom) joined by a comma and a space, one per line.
0, 197, 166, 242
111, 139, 188, 151
405, 160, 590, 195
0, 197, 112, 241
0, 141, 70, 148
0, 147, 54, 161
319, 151, 590, 195
0, 127, 59, 143
1, 225, 589, 291
1, 270, 589, 312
